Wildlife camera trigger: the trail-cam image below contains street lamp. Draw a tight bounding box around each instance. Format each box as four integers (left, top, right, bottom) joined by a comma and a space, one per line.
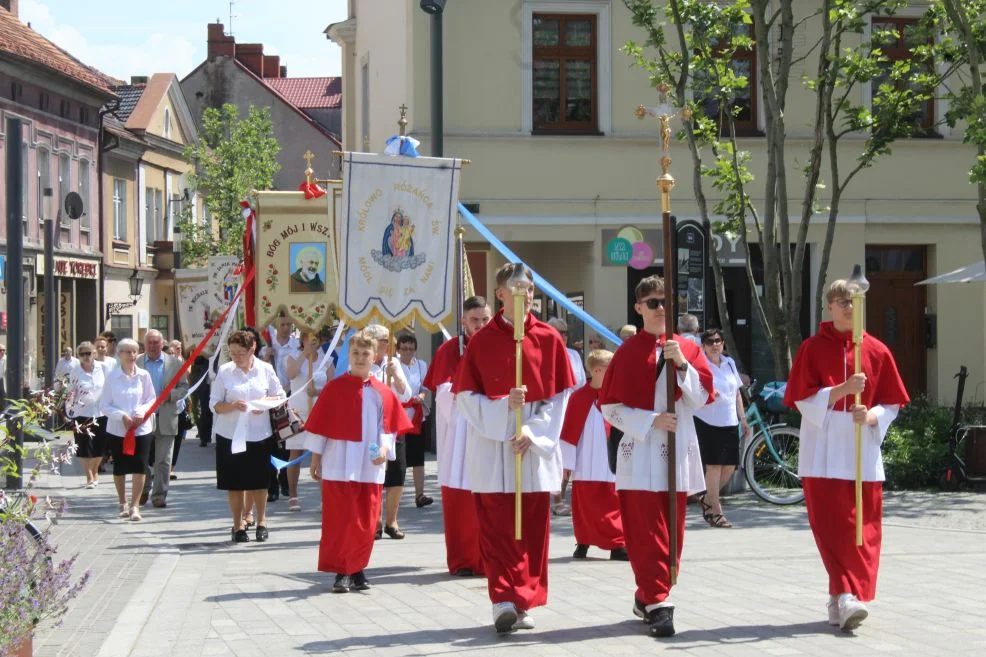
106, 268, 144, 316
173, 225, 182, 342
420, 0, 445, 157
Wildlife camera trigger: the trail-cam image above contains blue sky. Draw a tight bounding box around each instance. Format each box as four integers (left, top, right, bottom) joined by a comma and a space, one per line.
21, 0, 349, 82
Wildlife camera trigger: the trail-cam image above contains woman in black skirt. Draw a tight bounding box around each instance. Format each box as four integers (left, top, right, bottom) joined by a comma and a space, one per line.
693, 328, 750, 528
65, 341, 107, 488
210, 330, 285, 543
99, 339, 157, 521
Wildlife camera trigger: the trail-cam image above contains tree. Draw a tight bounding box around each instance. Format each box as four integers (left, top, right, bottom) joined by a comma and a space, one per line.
176, 104, 280, 265
623, 0, 926, 377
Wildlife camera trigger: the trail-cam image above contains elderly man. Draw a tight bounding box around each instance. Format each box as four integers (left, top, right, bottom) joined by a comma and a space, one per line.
290, 246, 325, 292
619, 325, 638, 340
677, 314, 702, 347
137, 330, 189, 508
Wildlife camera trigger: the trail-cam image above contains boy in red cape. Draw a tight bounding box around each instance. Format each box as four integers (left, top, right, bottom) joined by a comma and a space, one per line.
600, 276, 714, 639
306, 329, 413, 593
454, 263, 575, 634
783, 279, 909, 632
421, 295, 492, 577
559, 349, 628, 561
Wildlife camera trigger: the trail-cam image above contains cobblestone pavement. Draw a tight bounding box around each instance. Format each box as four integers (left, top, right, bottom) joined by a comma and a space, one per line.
29, 434, 986, 657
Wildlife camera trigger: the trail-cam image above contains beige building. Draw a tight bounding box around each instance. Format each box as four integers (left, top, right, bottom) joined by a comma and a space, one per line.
101, 73, 200, 342
327, 0, 984, 403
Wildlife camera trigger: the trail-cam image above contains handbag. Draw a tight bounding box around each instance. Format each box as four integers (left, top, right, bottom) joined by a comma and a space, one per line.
608, 354, 666, 474
269, 402, 305, 447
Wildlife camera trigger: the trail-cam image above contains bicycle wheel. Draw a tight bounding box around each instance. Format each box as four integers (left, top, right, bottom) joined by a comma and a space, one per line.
744, 426, 804, 505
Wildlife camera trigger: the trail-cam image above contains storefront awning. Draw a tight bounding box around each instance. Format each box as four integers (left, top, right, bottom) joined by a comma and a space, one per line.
916, 260, 986, 285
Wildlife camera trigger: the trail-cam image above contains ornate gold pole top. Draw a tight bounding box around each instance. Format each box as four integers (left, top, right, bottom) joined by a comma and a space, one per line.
398, 104, 408, 137
302, 149, 315, 185
635, 83, 692, 200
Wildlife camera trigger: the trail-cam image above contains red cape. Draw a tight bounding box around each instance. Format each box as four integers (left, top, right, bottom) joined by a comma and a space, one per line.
783, 321, 910, 412
422, 336, 465, 391
306, 373, 413, 441
600, 330, 715, 410
452, 310, 575, 402
560, 383, 610, 446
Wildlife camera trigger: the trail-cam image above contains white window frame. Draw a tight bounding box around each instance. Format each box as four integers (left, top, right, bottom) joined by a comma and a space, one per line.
113, 179, 127, 241
58, 152, 71, 226
36, 147, 50, 224
78, 159, 90, 231
520, 0, 612, 135
21, 139, 29, 228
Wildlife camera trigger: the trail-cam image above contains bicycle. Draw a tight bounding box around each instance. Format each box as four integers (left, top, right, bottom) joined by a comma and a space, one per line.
741, 381, 803, 505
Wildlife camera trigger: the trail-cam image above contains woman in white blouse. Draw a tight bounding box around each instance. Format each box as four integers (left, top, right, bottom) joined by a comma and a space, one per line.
98, 338, 156, 521
210, 330, 285, 544
66, 341, 107, 489
284, 331, 334, 512
693, 328, 750, 528
396, 332, 433, 508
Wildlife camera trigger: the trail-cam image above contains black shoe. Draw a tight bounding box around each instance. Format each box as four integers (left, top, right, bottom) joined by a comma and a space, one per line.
351, 571, 370, 591
232, 529, 250, 543
452, 568, 475, 577
633, 598, 648, 621
200, 441, 209, 447
573, 544, 590, 559
267, 491, 278, 503
415, 494, 434, 508
375, 524, 383, 540
332, 574, 352, 593
648, 606, 675, 638
280, 484, 290, 498
384, 525, 405, 539
610, 547, 629, 561
97, 465, 106, 473
255, 525, 269, 542
139, 489, 149, 506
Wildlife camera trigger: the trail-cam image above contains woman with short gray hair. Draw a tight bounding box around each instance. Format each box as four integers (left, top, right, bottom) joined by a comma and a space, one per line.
66, 340, 107, 488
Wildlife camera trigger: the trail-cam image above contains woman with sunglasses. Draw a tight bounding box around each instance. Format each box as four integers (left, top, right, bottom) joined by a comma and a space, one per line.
693, 328, 749, 528
66, 341, 107, 488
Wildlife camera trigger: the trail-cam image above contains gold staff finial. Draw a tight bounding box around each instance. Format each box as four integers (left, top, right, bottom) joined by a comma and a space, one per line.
303, 149, 315, 185
636, 82, 692, 210
398, 104, 408, 137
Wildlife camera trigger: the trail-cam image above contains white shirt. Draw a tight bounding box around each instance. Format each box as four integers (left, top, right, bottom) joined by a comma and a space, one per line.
566, 348, 587, 388
601, 347, 709, 494
560, 402, 615, 483
99, 366, 157, 437
694, 355, 742, 427
55, 356, 79, 381
399, 357, 429, 420
287, 350, 331, 419
371, 356, 412, 403
795, 388, 899, 481
96, 356, 117, 372
457, 389, 571, 494
269, 335, 299, 391
305, 384, 397, 484
67, 362, 107, 419
436, 383, 475, 490
210, 358, 285, 442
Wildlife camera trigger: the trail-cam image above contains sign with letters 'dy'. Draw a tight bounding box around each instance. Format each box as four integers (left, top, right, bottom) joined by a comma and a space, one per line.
338, 152, 462, 330
254, 187, 342, 332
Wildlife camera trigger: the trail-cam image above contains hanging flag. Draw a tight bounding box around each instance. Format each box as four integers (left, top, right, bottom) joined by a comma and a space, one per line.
338, 152, 462, 330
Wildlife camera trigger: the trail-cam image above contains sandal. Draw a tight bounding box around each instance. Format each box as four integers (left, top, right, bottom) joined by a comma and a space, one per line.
288, 498, 301, 512
709, 514, 733, 528
698, 494, 715, 525
551, 502, 572, 517
415, 494, 433, 508
384, 525, 405, 540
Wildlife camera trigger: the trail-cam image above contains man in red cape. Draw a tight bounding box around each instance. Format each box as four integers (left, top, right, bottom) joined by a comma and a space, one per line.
421, 295, 492, 577
600, 275, 714, 639
306, 329, 413, 593
453, 263, 574, 634
784, 278, 909, 632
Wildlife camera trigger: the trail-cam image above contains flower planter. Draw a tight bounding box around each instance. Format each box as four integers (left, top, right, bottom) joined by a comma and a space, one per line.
12, 634, 32, 657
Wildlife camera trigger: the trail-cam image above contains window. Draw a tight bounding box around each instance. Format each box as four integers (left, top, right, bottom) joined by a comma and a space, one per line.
113, 179, 127, 240
39, 92, 50, 113
36, 147, 50, 223
155, 189, 163, 240
163, 107, 172, 139
78, 160, 90, 230
145, 187, 157, 244
110, 315, 133, 341
79, 106, 90, 125
694, 22, 758, 136
532, 13, 597, 134
150, 315, 169, 339
59, 99, 70, 119
10, 81, 22, 101
201, 201, 211, 227
58, 153, 71, 226
872, 17, 934, 134
21, 140, 28, 231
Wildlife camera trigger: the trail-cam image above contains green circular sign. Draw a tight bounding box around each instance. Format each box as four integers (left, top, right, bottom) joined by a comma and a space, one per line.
606, 237, 633, 266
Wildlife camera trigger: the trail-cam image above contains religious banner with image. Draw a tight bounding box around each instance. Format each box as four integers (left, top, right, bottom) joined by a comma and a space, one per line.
254, 187, 342, 331
338, 152, 462, 330
175, 268, 214, 350
208, 255, 239, 314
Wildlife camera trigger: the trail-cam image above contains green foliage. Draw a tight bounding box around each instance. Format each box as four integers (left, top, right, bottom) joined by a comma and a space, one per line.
883, 398, 954, 490
175, 104, 281, 266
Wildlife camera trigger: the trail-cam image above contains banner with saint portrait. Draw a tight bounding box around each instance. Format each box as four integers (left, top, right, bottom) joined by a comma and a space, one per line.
254, 187, 342, 331
338, 152, 462, 330
175, 268, 214, 350
208, 256, 239, 313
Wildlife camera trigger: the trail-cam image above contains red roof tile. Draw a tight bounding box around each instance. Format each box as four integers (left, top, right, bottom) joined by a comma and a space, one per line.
263, 77, 341, 109
0, 7, 116, 96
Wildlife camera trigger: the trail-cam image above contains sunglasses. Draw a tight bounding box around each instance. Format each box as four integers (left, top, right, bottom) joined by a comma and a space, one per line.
704, 338, 723, 346
642, 298, 666, 310
79, 351, 93, 356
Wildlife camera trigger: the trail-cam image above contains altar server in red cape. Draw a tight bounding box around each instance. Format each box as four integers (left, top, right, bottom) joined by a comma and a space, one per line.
559, 349, 628, 561
306, 329, 413, 593
422, 295, 492, 577
784, 279, 909, 632
600, 275, 714, 639
453, 263, 575, 634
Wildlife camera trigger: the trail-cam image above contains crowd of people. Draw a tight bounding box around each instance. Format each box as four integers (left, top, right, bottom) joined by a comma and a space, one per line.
51, 263, 908, 641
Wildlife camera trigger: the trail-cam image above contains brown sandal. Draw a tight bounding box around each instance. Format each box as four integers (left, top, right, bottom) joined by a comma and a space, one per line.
698, 494, 715, 525
709, 514, 733, 528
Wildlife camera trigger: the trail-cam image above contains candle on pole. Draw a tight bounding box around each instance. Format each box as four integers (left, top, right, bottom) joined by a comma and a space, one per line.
848, 265, 870, 546
508, 265, 528, 541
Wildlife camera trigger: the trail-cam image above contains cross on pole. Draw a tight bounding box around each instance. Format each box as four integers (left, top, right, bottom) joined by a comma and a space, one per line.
303, 149, 315, 184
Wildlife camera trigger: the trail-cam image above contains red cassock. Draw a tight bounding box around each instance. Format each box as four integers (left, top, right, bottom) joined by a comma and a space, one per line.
599, 331, 714, 606
306, 374, 412, 576
560, 384, 625, 550
784, 322, 909, 601
453, 311, 574, 609
422, 335, 464, 392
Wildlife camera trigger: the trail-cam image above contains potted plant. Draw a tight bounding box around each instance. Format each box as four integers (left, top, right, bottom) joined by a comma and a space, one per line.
0, 394, 89, 657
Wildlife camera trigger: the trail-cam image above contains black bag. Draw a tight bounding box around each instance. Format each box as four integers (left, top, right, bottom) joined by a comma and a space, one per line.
269, 403, 304, 447
608, 355, 666, 474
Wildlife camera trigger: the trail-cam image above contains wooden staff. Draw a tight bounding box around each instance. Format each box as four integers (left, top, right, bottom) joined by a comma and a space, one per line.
512, 283, 525, 541
850, 265, 869, 546
307, 347, 316, 416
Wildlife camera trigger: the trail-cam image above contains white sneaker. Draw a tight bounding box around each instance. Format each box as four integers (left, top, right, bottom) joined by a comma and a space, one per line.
84, 482, 95, 489
827, 595, 839, 626
492, 602, 518, 634
837, 593, 868, 631
513, 611, 535, 630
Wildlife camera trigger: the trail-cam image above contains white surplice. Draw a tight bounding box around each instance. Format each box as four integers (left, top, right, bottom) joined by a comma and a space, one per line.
371, 356, 412, 403
560, 403, 615, 483
566, 348, 587, 388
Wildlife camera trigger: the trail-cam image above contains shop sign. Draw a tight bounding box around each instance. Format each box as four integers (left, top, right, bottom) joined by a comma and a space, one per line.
34, 255, 100, 280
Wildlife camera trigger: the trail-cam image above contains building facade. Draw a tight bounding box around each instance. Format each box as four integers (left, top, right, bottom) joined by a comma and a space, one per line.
0, 1, 115, 386
329, 0, 985, 403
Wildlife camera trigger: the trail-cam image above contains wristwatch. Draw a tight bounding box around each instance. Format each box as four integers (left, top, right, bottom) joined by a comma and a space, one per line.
676, 360, 688, 372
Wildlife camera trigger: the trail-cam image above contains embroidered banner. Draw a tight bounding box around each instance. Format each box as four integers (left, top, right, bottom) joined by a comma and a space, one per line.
338, 152, 462, 330
175, 268, 214, 350
208, 255, 239, 314
254, 187, 342, 331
